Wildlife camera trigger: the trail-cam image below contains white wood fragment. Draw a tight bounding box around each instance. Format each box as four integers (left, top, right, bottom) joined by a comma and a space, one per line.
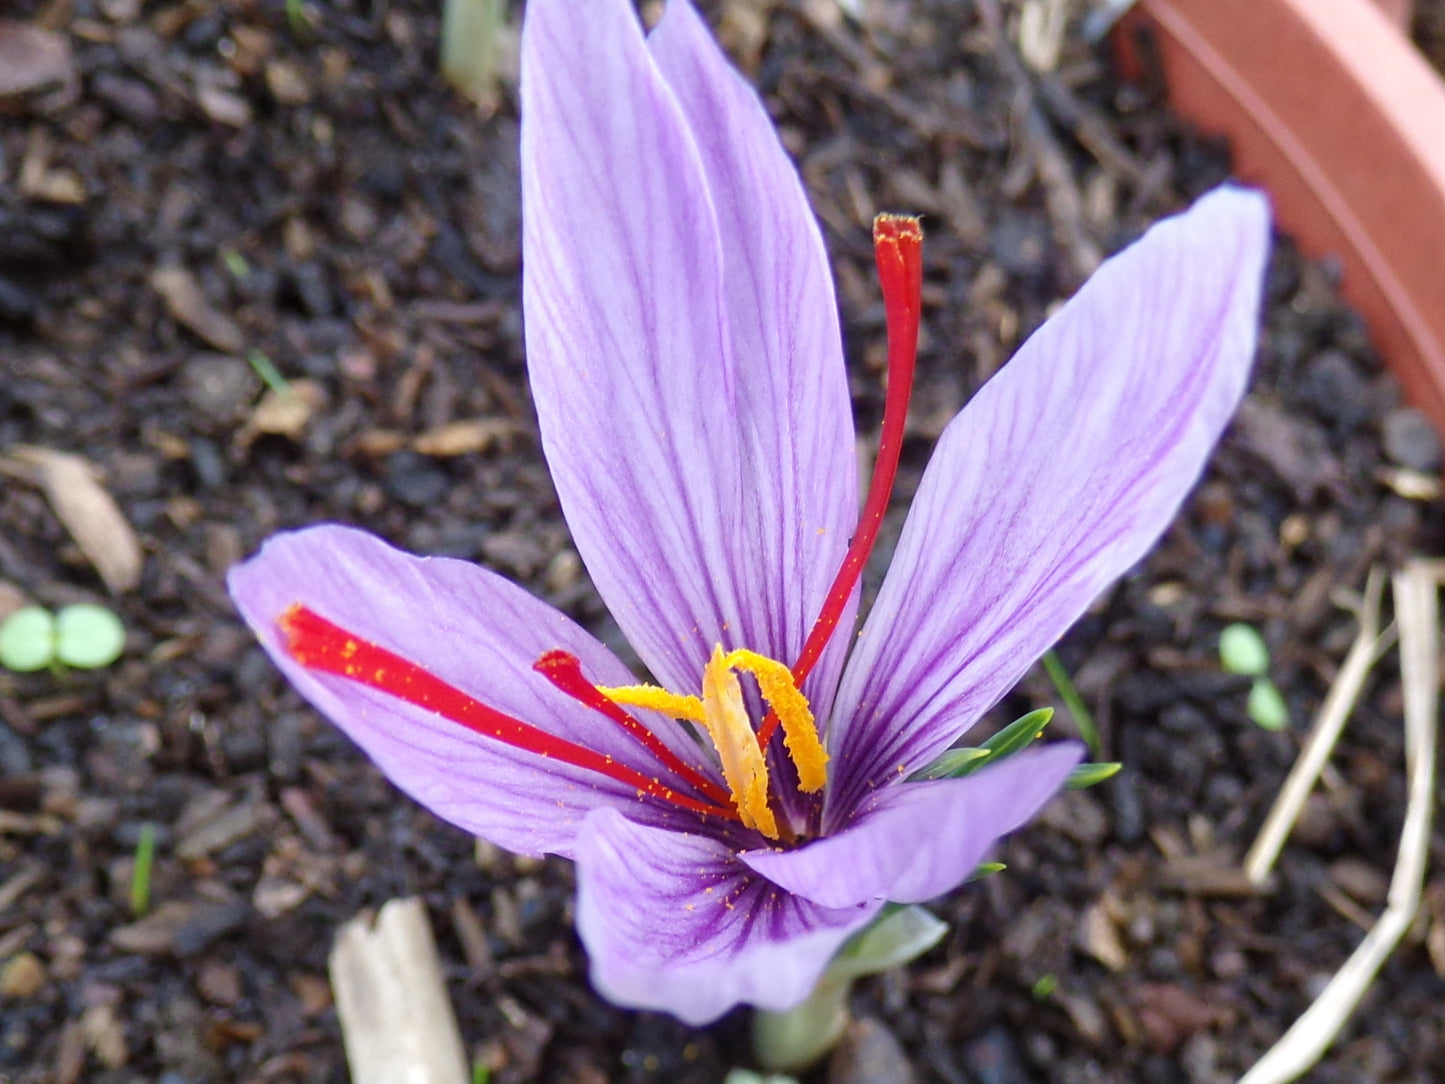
329, 898, 470, 1084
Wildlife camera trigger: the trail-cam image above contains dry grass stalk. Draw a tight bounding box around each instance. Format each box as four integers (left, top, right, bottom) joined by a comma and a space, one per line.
1242, 567, 1391, 885
1238, 560, 1439, 1084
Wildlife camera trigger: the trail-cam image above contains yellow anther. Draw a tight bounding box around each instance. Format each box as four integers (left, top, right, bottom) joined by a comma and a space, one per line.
597, 684, 706, 725
701, 646, 778, 839
723, 649, 829, 792
591, 645, 828, 835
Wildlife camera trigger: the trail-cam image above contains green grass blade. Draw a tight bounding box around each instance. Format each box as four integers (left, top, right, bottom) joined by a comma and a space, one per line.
1041, 650, 1100, 755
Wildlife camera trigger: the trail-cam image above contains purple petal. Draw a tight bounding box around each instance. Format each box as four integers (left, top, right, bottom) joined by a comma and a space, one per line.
521, 0, 855, 699
829, 187, 1270, 807
646, 0, 858, 716
743, 745, 1081, 908
227, 525, 724, 857
575, 807, 879, 1025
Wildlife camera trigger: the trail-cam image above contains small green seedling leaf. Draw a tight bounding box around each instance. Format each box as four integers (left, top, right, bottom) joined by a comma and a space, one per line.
1067, 762, 1123, 790
968, 861, 1007, 882
1031, 974, 1058, 1000
1247, 677, 1289, 731
285, 0, 311, 36
1220, 623, 1270, 677
0, 606, 56, 672
471, 1064, 491, 1084
220, 248, 250, 280
831, 904, 948, 981
910, 708, 1054, 782
442, 0, 505, 106
54, 604, 125, 669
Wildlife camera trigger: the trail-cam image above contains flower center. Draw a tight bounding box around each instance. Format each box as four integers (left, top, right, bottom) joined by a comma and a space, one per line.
597, 645, 829, 838
272, 214, 923, 843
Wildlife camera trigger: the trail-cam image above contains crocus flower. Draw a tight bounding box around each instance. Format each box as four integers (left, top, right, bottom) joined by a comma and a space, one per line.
228, 0, 1269, 1026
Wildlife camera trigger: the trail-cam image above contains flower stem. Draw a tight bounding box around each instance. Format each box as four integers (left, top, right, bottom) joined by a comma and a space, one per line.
441, 0, 504, 108
751, 973, 852, 1073
752, 904, 947, 1071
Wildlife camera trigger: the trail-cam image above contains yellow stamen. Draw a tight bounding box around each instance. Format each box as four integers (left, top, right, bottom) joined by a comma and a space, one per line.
701, 646, 778, 838
594, 645, 830, 837
722, 649, 829, 792
597, 684, 706, 725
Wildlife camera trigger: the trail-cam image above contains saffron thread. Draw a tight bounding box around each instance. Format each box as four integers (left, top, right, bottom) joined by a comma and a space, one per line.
534, 650, 732, 805
758, 214, 923, 748
280, 605, 740, 822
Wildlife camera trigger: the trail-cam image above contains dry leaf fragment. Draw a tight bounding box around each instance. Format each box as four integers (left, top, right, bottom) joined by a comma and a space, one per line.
81, 1003, 128, 1069
0, 446, 142, 593
19, 128, 86, 204
0, 951, 46, 999
0, 21, 74, 97
264, 60, 311, 105
97, 0, 144, 23
1018, 0, 1067, 72
1162, 854, 1265, 897
1077, 900, 1129, 972
1134, 982, 1226, 1054
195, 82, 251, 127
1376, 465, 1441, 501
151, 266, 244, 352
353, 429, 408, 457
55, 1019, 85, 1084
0, 581, 29, 623
412, 418, 521, 457
1429, 906, 1445, 978
237, 379, 325, 447
25, 169, 85, 204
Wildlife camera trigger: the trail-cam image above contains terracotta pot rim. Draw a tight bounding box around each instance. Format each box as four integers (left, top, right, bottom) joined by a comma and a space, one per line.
1118, 0, 1445, 437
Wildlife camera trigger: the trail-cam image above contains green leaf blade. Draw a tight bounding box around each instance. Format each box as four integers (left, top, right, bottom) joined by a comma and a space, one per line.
979, 706, 1054, 760
1066, 762, 1123, 789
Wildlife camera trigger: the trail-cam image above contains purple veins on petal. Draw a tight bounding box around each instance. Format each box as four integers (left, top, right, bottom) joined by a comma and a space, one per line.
826, 186, 1271, 813
227, 524, 728, 857
521, 0, 857, 705
575, 806, 880, 1027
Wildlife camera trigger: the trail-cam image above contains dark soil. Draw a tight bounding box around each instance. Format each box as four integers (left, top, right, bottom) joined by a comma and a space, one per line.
3, 2, 1444, 1082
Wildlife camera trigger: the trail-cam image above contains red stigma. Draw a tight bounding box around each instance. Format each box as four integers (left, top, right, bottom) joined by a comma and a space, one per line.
758, 214, 923, 749
533, 650, 732, 807
278, 604, 739, 822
